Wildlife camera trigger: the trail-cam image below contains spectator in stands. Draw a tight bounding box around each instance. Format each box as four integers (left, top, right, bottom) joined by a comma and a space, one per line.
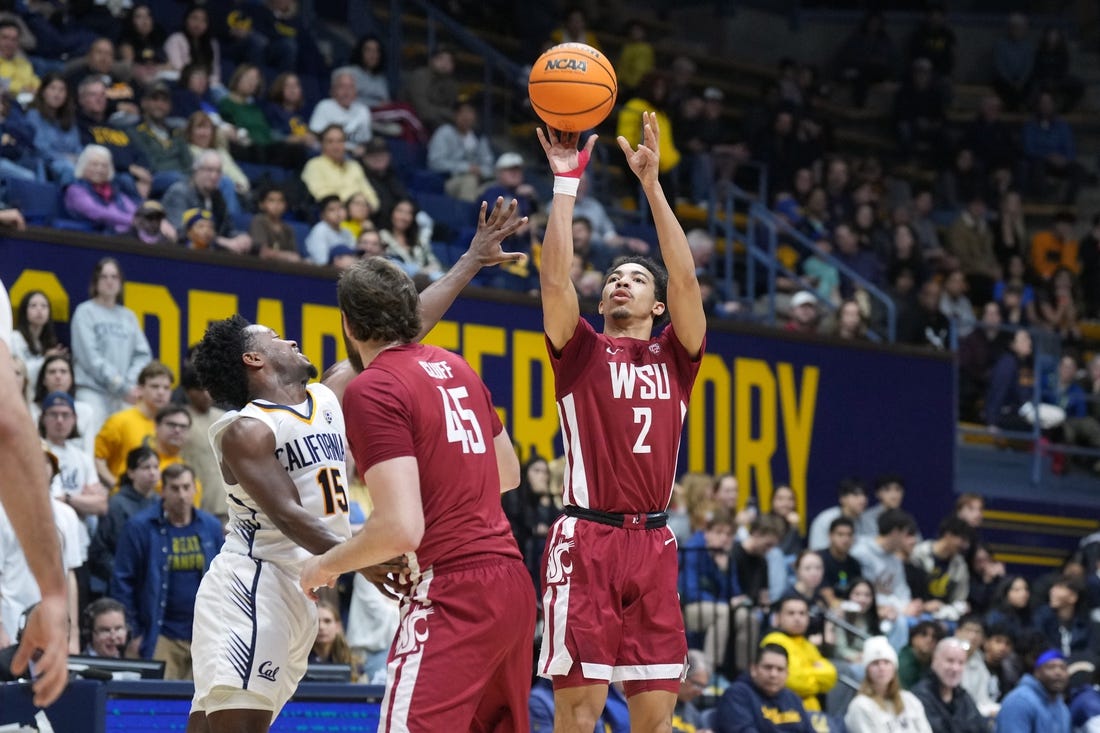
716, 644, 813, 732
549, 7, 600, 48
760, 594, 837, 711
730, 515, 785, 674
993, 191, 1029, 266
936, 148, 986, 214
785, 291, 820, 334
1030, 212, 1080, 282
907, 4, 955, 78
129, 81, 192, 195
361, 138, 408, 221
787, 551, 828, 638
93, 361, 172, 489
859, 475, 905, 539
341, 192, 374, 240
1036, 267, 1083, 341
64, 144, 141, 234
910, 517, 975, 617
911, 636, 987, 732
345, 572, 398, 683
1031, 27, 1084, 114
681, 510, 739, 674
356, 228, 385, 258
986, 575, 1034, 637
901, 277, 950, 348
0, 19, 39, 94
1034, 576, 1092, 656
996, 648, 1071, 733
249, 186, 299, 262
833, 223, 884, 297
308, 68, 372, 157
617, 20, 655, 98
219, 64, 307, 171
1052, 354, 1100, 470
183, 111, 247, 212
886, 223, 927, 290
617, 72, 681, 195
1022, 91, 1085, 204
817, 517, 865, 606
958, 302, 1008, 421
845, 635, 933, 733
164, 5, 222, 91
309, 600, 354, 670
948, 196, 1000, 305
117, 4, 169, 86
39, 390, 107, 532
992, 14, 1035, 112
984, 328, 1034, 431
33, 355, 97, 457
893, 57, 949, 161
427, 98, 494, 202
547, 173, 649, 259
10, 291, 66, 403
835, 10, 899, 108
968, 543, 1006, 615
1068, 661, 1100, 733
248, 0, 325, 76
953, 615, 1000, 716
127, 199, 176, 246
76, 77, 154, 199
1079, 213, 1100, 317
25, 72, 82, 185
831, 578, 879, 673
769, 485, 803, 558
852, 508, 920, 646
900, 620, 945, 689
170, 64, 223, 128
180, 208, 215, 250
673, 650, 710, 732
176, 365, 226, 524
0, 93, 38, 182
403, 45, 458, 131
162, 151, 253, 253
64, 38, 138, 120
983, 622, 1022, 701
304, 195, 354, 266
964, 97, 1020, 186
301, 124, 380, 210
939, 269, 978, 338
344, 34, 390, 110
378, 197, 443, 280
264, 72, 318, 151
478, 153, 538, 291
111, 463, 222, 679
81, 597, 127, 658
87, 445, 160, 595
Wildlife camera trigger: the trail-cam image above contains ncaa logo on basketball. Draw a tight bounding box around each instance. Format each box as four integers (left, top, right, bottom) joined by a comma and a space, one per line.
545, 58, 587, 73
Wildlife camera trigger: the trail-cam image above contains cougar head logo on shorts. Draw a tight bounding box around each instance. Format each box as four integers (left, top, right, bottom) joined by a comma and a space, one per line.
257, 660, 279, 682
545, 539, 574, 585
393, 604, 433, 657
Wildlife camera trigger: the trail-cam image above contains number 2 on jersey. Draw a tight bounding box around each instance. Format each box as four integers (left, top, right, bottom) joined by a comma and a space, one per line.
632, 407, 652, 454
316, 467, 349, 515
438, 386, 486, 454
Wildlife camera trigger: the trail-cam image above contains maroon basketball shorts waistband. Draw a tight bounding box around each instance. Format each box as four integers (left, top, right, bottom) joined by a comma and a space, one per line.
564, 505, 669, 530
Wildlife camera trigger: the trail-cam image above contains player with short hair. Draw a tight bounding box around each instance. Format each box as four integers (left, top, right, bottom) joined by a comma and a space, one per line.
299, 255, 534, 732
534, 112, 707, 730
186, 199, 526, 733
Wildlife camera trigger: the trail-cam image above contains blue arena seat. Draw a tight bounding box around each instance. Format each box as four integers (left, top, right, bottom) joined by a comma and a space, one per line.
414, 192, 478, 233
405, 168, 446, 195
5, 178, 61, 225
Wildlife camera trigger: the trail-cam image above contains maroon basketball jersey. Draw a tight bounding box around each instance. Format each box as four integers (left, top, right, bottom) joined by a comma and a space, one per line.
343, 343, 522, 571
548, 319, 703, 513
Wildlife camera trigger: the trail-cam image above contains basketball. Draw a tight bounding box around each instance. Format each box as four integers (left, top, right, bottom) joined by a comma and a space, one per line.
528, 43, 617, 133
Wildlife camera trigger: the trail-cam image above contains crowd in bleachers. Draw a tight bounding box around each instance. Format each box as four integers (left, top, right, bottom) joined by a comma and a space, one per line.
4, 2, 1100, 730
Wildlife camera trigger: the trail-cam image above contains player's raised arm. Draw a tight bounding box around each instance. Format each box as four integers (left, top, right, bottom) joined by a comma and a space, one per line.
537, 127, 597, 351
617, 112, 706, 357
219, 418, 347, 555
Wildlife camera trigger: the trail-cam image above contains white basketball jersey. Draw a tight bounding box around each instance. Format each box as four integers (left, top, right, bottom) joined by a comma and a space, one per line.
210, 382, 352, 575
0, 278, 12, 348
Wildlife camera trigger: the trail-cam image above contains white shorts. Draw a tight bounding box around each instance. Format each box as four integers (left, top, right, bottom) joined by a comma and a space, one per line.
190, 553, 316, 720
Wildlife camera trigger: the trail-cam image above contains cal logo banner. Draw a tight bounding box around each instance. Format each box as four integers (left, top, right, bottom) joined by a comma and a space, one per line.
1, 234, 954, 528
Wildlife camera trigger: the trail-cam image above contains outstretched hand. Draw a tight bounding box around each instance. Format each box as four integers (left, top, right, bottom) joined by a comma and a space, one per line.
463, 197, 529, 268
358, 555, 412, 601
617, 110, 661, 187
536, 127, 597, 177
299, 556, 337, 602
10, 594, 69, 707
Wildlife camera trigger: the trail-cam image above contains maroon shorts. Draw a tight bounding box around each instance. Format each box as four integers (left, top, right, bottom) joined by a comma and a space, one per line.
537, 515, 687, 694
380, 556, 535, 732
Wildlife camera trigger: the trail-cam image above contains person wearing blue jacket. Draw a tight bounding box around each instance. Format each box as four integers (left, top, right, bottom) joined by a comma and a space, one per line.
716, 644, 815, 733
680, 511, 740, 674
110, 463, 223, 679
994, 649, 1071, 733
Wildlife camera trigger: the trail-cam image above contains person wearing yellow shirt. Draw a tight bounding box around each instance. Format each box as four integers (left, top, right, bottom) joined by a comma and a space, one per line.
0, 20, 39, 94
94, 362, 173, 489
548, 8, 600, 51
616, 73, 681, 175
760, 594, 838, 712
150, 405, 204, 509
617, 21, 655, 96
300, 124, 380, 211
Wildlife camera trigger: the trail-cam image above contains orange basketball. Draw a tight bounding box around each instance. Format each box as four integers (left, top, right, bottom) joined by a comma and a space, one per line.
528, 43, 617, 133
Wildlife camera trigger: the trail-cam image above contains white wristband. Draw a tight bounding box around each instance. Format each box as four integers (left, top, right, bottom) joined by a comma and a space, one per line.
553, 176, 580, 197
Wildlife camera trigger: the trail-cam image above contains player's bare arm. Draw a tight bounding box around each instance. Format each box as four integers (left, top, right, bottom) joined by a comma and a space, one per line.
494, 429, 521, 494
0, 340, 68, 707
300, 456, 425, 598
537, 127, 598, 351
617, 111, 706, 357
219, 418, 346, 555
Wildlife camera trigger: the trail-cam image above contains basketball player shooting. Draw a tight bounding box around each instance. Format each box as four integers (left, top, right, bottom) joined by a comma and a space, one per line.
534, 111, 707, 731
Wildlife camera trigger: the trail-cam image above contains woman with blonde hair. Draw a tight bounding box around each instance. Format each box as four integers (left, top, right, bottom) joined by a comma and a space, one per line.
844, 635, 932, 733
310, 600, 355, 678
